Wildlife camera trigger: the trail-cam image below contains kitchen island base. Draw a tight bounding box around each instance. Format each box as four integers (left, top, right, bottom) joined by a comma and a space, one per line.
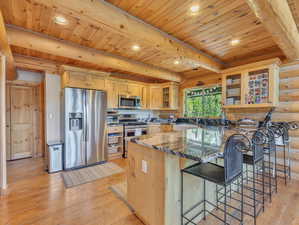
127, 142, 218, 225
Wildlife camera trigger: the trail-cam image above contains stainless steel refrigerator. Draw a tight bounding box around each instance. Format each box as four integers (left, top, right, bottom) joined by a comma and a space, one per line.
63, 87, 107, 170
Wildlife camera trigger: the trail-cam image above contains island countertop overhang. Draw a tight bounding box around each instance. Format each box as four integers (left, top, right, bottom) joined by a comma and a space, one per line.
130, 127, 232, 163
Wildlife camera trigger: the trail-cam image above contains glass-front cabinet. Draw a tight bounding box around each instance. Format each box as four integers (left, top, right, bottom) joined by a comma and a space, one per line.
222, 58, 280, 109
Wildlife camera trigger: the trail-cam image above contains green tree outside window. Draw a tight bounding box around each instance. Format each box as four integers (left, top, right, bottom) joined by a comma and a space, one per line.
184, 86, 222, 117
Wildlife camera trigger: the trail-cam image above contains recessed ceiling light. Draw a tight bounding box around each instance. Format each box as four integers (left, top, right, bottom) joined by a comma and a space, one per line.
190, 5, 200, 13
132, 44, 140, 51
174, 60, 180, 65
54, 15, 68, 25
231, 39, 240, 46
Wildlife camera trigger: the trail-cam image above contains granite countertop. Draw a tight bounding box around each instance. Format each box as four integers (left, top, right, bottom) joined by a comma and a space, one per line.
131, 127, 237, 163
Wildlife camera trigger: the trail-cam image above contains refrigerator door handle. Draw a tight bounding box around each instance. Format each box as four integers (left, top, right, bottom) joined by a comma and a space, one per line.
83, 90, 88, 142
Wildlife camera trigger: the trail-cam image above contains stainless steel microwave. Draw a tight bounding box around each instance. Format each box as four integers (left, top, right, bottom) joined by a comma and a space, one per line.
118, 95, 141, 109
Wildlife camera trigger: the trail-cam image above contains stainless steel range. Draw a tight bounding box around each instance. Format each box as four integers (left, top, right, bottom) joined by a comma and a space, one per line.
119, 114, 148, 158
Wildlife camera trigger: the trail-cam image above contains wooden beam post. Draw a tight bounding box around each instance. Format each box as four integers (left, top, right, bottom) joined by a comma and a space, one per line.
34, 0, 223, 73
0, 10, 15, 80
0, 54, 7, 191
245, 0, 299, 59
7, 26, 182, 82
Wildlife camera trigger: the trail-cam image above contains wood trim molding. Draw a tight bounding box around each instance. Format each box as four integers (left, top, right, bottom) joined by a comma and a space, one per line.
222, 58, 281, 74
35, 0, 223, 73
0, 55, 7, 190
0, 10, 16, 80
245, 0, 299, 60
14, 54, 60, 74
7, 25, 182, 82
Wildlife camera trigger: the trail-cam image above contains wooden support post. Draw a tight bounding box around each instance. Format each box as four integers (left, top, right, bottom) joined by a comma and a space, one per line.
0, 54, 7, 191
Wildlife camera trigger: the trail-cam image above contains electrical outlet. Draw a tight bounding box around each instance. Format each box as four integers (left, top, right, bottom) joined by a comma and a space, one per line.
141, 160, 148, 173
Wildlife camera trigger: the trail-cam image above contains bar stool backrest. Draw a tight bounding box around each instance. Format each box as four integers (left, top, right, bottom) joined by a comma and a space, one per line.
281, 123, 290, 143
265, 128, 276, 151
224, 135, 244, 183
252, 130, 264, 162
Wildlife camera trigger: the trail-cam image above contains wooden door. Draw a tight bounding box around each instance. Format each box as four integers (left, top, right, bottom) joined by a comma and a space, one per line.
10, 86, 34, 160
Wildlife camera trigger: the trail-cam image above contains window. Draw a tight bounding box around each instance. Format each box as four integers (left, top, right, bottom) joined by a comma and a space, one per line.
184, 86, 222, 117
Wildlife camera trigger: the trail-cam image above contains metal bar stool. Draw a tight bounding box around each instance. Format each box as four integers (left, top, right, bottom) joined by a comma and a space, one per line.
270, 122, 291, 185
230, 130, 266, 225
180, 134, 245, 225
261, 127, 277, 202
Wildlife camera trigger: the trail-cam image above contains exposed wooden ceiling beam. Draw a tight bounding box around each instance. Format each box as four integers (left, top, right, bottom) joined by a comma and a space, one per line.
7, 26, 181, 82
35, 0, 223, 73
0, 11, 15, 80
245, 0, 299, 60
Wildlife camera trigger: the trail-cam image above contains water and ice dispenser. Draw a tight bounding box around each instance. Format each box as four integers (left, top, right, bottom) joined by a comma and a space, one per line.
69, 113, 83, 131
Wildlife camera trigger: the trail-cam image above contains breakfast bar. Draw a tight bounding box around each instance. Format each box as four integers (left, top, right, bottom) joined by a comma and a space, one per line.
127, 127, 234, 225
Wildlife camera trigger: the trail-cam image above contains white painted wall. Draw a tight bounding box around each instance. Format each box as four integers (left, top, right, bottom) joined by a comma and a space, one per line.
16, 69, 44, 83
44, 73, 62, 143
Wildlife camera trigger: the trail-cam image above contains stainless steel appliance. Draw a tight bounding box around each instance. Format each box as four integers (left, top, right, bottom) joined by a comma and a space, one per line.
47, 141, 63, 173
63, 88, 107, 170
119, 114, 148, 158
118, 95, 141, 109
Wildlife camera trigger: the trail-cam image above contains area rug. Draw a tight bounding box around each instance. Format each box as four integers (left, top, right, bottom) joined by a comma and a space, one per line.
109, 181, 134, 211
61, 162, 124, 188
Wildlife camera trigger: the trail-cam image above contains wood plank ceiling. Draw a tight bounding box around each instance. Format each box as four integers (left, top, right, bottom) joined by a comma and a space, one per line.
106, 0, 285, 63
0, 0, 289, 81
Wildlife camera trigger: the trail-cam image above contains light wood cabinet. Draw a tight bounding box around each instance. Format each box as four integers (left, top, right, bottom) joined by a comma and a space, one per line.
149, 86, 163, 109
106, 78, 146, 109
60, 66, 179, 110
90, 74, 106, 90
106, 79, 119, 108
61, 65, 109, 90
107, 125, 123, 160
149, 82, 179, 110
148, 124, 162, 134
128, 83, 142, 97
222, 58, 280, 109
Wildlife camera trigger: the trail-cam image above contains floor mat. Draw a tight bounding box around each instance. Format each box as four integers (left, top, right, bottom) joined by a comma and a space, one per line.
61, 162, 124, 188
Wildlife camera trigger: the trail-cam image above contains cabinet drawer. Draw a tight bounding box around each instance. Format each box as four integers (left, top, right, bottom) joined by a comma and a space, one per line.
108, 126, 123, 133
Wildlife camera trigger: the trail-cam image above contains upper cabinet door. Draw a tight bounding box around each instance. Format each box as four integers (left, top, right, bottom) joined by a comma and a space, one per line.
63, 72, 92, 89
222, 59, 280, 109
106, 79, 118, 109
117, 81, 129, 96
90, 75, 106, 90
150, 86, 163, 109
127, 83, 142, 97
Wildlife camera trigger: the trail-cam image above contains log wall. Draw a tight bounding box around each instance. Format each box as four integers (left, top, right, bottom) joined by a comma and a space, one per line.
180, 63, 299, 179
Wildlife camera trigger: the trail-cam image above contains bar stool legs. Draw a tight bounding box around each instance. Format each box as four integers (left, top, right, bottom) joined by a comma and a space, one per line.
181, 172, 244, 225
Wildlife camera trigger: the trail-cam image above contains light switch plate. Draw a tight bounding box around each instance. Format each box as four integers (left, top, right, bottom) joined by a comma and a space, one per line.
141, 160, 148, 173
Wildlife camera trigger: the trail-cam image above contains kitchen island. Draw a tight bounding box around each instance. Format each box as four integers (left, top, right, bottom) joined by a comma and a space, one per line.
127, 127, 234, 225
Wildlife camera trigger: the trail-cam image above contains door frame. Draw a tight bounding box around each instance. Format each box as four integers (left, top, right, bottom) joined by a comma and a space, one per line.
0, 55, 7, 191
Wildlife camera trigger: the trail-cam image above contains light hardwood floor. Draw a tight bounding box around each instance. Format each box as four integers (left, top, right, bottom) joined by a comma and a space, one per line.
1, 158, 143, 225
1, 158, 299, 225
